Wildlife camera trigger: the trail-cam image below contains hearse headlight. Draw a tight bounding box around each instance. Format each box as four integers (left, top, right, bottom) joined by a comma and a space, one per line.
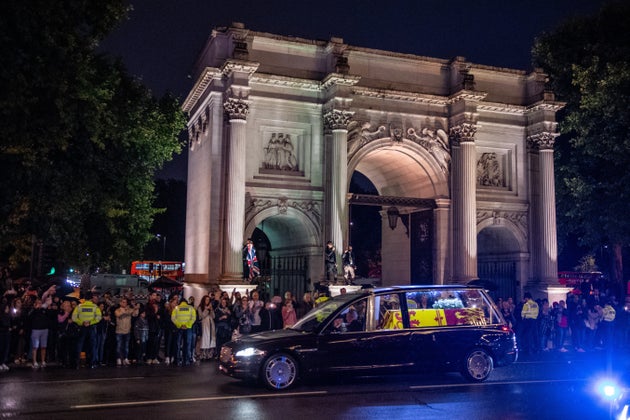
235, 347, 266, 357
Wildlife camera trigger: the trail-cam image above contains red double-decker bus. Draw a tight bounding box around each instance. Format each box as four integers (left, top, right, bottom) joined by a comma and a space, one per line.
130, 261, 184, 281
558, 271, 604, 287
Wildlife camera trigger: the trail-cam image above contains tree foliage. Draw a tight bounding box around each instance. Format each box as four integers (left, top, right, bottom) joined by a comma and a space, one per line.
532, 1, 630, 283
0, 0, 186, 274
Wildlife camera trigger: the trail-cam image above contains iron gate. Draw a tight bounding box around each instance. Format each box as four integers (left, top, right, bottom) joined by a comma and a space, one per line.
259, 256, 308, 300
477, 261, 516, 301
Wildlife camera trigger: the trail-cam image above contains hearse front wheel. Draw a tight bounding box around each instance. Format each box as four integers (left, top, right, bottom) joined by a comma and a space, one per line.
461, 348, 493, 382
262, 353, 298, 390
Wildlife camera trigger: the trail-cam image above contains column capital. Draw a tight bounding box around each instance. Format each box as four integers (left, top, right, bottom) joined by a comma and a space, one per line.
527, 132, 557, 151
449, 122, 478, 145
323, 109, 354, 133
223, 97, 250, 121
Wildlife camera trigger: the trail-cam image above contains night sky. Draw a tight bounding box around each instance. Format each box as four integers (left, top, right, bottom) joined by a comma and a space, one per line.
100, 0, 608, 180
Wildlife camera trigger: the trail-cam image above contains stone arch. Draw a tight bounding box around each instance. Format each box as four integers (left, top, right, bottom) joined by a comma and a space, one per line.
347, 138, 449, 198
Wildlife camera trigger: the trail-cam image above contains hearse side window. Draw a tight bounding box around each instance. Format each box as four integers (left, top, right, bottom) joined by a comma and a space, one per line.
374, 293, 402, 330
404, 289, 498, 328
324, 297, 368, 334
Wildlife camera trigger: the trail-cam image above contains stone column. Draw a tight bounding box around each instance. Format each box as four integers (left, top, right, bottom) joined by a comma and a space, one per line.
433, 198, 451, 285
323, 109, 353, 276
450, 123, 478, 283
222, 98, 249, 281
529, 132, 559, 285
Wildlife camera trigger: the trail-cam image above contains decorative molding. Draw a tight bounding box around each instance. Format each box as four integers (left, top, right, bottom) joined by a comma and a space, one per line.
525, 101, 565, 113
347, 121, 451, 173
220, 60, 260, 78
352, 86, 448, 105
250, 74, 321, 91
245, 196, 322, 231
477, 103, 526, 114
477, 209, 528, 237
321, 73, 361, 91
182, 67, 222, 113
348, 194, 436, 209
448, 90, 487, 104
223, 97, 250, 120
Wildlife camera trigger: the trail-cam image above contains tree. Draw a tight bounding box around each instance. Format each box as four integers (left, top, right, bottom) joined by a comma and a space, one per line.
532, 1, 630, 290
0, 1, 186, 274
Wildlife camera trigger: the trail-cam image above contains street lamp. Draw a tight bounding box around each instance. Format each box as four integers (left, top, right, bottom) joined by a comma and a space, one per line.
387, 207, 400, 230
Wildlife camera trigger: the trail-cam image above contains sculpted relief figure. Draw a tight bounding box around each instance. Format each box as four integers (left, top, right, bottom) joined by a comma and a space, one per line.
263, 133, 298, 171
279, 134, 297, 170
477, 152, 503, 187
348, 122, 387, 157
348, 121, 451, 173
407, 127, 451, 173
264, 133, 280, 169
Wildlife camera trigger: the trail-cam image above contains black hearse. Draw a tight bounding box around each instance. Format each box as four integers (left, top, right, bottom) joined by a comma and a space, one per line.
219, 285, 518, 390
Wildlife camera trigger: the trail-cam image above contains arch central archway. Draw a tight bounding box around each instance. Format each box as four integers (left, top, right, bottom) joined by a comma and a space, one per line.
347, 139, 450, 286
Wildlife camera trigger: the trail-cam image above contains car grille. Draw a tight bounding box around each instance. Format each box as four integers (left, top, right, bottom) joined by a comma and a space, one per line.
220, 346, 233, 363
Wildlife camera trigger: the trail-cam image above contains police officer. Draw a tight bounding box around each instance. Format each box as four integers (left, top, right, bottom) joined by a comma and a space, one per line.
71, 292, 102, 368
171, 297, 197, 366
520, 292, 539, 354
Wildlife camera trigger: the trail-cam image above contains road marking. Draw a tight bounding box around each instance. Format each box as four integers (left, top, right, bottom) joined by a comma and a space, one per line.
71, 390, 328, 409
6, 376, 146, 385
409, 378, 585, 390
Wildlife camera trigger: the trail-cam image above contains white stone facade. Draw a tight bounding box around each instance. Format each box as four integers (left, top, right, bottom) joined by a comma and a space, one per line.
182, 22, 564, 299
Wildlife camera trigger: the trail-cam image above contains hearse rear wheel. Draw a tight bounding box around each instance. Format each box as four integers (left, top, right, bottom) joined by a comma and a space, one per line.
461, 348, 493, 382
262, 352, 298, 390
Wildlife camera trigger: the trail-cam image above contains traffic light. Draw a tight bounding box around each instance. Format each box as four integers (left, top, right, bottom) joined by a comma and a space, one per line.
37, 242, 56, 277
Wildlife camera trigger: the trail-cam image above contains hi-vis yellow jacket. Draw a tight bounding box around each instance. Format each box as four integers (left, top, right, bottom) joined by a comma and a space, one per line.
72, 300, 102, 326
521, 299, 539, 320
602, 304, 616, 322
171, 301, 197, 329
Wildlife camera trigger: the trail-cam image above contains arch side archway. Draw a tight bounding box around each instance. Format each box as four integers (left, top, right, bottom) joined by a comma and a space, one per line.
477, 216, 529, 300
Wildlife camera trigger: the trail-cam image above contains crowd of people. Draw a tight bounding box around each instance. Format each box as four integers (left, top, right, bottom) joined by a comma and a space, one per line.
0, 282, 317, 372
3, 270, 630, 373
497, 289, 630, 355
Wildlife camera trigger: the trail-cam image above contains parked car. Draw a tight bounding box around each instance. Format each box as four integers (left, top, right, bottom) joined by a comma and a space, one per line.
219, 285, 518, 390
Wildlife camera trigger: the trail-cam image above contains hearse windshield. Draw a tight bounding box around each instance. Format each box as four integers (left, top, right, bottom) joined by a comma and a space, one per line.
292, 292, 362, 333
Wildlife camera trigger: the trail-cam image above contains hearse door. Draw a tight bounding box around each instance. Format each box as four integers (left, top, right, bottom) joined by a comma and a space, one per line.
316, 294, 409, 375
407, 309, 446, 370
317, 298, 374, 374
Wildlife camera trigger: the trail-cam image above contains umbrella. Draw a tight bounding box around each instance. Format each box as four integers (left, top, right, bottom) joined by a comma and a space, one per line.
149, 276, 183, 290
467, 279, 498, 291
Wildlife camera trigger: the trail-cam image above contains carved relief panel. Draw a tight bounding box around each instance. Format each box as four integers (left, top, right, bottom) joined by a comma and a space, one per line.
262, 132, 299, 172
256, 124, 310, 178
475, 148, 513, 191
